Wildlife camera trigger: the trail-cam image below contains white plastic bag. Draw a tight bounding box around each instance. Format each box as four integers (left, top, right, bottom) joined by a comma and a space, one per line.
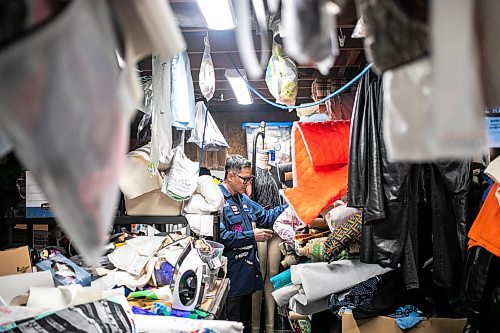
265, 41, 298, 106
0, 0, 138, 265
162, 147, 199, 201
188, 102, 229, 151
199, 36, 215, 102
282, 0, 339, 75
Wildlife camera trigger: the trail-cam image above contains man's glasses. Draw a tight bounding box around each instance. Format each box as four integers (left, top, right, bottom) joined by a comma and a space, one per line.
235, 173, 254, 184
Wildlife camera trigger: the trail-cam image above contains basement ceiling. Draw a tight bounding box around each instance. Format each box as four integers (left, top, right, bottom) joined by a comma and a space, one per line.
139, 0, 366, 109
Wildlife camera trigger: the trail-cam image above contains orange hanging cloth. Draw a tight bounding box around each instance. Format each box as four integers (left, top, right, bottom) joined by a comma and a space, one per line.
468, 183, 500, 256
282, 121, 350, 225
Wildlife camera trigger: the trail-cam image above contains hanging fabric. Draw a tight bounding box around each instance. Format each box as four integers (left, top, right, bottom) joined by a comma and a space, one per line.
170, 51, 196, 130
0, 0, 138, 265
282, 0, 339, 75
150, 54, 173, 174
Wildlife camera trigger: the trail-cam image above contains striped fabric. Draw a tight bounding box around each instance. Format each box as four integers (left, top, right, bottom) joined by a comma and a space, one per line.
10, 300, 133, 333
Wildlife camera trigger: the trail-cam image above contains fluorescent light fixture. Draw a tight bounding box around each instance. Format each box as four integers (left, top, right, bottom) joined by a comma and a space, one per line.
225, 69, 253, 105
196, 0, 236, 30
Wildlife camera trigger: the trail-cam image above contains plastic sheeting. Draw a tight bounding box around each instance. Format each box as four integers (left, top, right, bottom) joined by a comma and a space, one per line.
187, 102, 229, 151
0, 0, 138, 265
198, 36, 215, 102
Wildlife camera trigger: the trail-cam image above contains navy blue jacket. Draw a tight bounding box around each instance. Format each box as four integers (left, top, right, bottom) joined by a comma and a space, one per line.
218, 184, 287, 297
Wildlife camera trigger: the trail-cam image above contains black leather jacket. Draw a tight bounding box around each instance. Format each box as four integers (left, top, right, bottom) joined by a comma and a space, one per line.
348, 70, 471, 295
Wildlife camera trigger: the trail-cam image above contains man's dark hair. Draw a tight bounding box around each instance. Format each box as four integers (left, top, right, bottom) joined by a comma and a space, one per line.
224, 155, 251, 179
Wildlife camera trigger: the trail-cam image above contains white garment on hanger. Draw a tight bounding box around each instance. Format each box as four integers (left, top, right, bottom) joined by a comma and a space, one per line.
170, 51, 196, 130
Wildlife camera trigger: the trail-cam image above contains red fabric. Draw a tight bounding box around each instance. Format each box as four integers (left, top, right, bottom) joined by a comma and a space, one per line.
283, 121, 350, 225
468, 183, 500, 256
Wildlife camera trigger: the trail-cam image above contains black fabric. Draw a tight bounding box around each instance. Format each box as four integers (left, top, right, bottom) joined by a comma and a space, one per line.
225, 294, 253, 333
347, 70, 472, 309
253, 167, 281, 209
11, 299, 133, 333
354, 0, 429, 75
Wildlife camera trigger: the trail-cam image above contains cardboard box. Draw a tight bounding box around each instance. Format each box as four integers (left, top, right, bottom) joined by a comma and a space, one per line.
36, 253, 91, 287
0, 246, 32, 276
342, 313, 466, 333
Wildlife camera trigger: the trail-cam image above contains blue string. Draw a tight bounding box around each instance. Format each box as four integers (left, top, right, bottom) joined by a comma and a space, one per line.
231, 61, 373, 110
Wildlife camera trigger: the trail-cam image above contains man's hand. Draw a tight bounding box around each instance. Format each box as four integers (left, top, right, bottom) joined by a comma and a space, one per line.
254, 228, 273, 242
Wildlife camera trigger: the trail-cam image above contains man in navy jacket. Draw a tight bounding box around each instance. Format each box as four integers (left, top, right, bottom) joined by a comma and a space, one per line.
219, 155, 287, 332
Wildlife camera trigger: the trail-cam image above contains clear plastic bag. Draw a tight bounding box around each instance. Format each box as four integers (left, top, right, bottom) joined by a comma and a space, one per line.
265, 41, 299, 106
282, 0, 339, 75
199, 36, 215, 102
188, 102, 229, 151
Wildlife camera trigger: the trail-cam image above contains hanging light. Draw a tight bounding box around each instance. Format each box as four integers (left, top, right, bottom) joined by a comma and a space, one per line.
225, 69, 253, 105
196, 0, 237, 30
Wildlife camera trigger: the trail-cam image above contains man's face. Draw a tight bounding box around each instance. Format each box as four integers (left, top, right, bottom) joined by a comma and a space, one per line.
228, 167, 253, 195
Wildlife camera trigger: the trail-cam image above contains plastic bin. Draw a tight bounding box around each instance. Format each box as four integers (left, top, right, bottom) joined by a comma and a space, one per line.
242, 122, 293, 166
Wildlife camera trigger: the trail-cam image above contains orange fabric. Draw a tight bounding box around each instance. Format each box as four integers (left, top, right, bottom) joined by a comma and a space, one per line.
468, 183, 500, 257
283, 121, 350, 225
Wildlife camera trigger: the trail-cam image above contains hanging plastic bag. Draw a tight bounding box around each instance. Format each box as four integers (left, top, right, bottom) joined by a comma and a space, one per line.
170, 51, 196, 130
188, 102, 229, 151
0, 0, 138, 266
282, 0, 340, 75
265, 41, 299, 106
199, 36, 215, 102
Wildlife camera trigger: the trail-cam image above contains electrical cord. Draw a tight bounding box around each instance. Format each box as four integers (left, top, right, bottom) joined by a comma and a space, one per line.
228, 54, 373, 110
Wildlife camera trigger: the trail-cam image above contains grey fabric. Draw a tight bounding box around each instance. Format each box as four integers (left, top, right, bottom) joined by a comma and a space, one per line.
355, 0, 428, 75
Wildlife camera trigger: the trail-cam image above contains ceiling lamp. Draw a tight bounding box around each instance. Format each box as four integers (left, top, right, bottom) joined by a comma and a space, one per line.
225, 69, 253, 105
196, 0, 236, 30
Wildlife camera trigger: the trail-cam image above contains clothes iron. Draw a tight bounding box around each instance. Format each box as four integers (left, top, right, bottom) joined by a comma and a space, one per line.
171, 241, 209, 311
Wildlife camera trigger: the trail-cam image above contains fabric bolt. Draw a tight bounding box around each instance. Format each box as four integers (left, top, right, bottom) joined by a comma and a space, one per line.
0, 0, 138, 266
271, 284, 301, 307
270, 268, 292, 291
9, 300, 133, 333
468, 184, 500, 257
273, 207, 303, 246
132, 314, 244, 333
170, 51, 196, 130
324, 203, 361, 232
290, 259, 392, 306
323, 212, 362, 262
431, 0, 488, 159
288, 298, 329, 316
282, 121, 350, 225
327, 275, 381, 317
355, 0, 428, 75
